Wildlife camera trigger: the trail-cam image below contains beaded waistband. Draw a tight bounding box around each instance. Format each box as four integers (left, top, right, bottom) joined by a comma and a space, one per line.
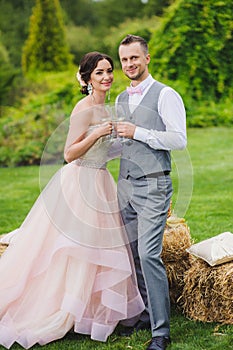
74, 158, 106, 169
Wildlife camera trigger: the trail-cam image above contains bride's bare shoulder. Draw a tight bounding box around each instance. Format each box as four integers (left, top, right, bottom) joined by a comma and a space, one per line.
71, 96, 92, 115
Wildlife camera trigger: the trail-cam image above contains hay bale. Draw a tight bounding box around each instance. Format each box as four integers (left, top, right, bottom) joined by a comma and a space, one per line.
180, 258, 233, 324
162, 215, 193, 305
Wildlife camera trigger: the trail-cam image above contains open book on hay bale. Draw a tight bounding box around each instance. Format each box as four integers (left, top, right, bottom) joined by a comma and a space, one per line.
180, 232, 233, 324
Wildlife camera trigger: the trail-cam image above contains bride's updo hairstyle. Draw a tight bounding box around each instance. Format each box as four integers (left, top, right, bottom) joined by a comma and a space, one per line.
78, 52, 114, 95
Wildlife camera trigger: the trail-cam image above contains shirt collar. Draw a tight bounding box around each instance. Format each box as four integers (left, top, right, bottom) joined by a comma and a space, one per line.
129, 74, 154, 94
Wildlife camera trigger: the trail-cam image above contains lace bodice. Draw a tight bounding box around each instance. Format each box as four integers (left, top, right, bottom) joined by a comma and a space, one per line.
73, 125, 112, 169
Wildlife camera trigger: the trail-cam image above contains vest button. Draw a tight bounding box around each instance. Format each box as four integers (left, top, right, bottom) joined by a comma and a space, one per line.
126, 140, 133, 146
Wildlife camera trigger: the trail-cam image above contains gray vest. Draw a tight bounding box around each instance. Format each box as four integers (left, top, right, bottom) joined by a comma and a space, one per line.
118, 81, 171, 179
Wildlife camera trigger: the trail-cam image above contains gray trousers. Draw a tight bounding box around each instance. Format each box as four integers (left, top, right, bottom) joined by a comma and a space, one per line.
117, 174, 173, 337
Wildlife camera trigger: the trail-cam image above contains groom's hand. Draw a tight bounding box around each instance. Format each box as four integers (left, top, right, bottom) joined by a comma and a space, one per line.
117, 122, 136, 139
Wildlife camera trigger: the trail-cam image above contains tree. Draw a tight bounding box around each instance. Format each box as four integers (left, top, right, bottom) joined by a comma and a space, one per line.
22, 0, 72, 73
60, 0, 97, 27
149, 0, 233, 100
93, 0, 145, 34
0, 41, 17, 107
143, 0, 175, 17
0, 0, 34, 67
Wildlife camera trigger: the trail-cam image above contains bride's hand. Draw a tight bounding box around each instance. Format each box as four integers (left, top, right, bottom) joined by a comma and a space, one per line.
94, 122, 113, 139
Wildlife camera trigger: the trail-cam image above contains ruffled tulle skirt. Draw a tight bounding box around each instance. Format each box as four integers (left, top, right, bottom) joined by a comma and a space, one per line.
0, 161, 144, 349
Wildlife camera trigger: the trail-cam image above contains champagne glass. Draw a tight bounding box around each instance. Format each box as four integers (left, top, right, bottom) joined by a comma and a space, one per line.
105, 105, 118, 140
115, 105, 128, 143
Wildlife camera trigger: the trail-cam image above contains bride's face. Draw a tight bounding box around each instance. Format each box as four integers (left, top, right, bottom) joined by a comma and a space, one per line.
89, 59, 113, 93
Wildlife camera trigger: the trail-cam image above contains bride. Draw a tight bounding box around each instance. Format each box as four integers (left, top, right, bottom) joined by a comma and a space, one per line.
0, 51, 144, 349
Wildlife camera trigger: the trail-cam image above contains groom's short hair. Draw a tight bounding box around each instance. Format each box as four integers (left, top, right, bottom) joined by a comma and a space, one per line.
119, 34, 148, 55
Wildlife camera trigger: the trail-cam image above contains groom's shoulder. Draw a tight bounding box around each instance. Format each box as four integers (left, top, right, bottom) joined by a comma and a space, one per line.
151, 80, 167, 90
117, 90, 127, 100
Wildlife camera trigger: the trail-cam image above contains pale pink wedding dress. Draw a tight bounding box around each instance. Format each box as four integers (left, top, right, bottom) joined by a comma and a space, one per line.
0, 124, 144, 349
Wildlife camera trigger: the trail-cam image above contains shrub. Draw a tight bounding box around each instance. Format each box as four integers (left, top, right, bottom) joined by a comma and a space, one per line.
149, 0, 233, 100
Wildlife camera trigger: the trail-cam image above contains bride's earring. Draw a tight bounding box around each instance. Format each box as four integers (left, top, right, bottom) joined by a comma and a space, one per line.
87, 83, 93, 95
107, 89, 111, 102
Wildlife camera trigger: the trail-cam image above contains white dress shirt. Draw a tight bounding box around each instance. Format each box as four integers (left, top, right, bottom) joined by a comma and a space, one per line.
127, 74, 187, 151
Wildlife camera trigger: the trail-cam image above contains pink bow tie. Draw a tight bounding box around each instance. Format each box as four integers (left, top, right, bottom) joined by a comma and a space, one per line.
127, 86, 143, 95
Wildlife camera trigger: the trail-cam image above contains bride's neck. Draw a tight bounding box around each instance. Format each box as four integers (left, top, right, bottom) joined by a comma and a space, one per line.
92, 91, 106, 105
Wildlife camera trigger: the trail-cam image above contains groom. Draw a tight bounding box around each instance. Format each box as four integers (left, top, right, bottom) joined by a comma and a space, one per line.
116, 34, 187, 350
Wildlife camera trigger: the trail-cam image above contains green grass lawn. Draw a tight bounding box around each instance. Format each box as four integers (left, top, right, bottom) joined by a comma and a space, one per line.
0, 127, 232, 349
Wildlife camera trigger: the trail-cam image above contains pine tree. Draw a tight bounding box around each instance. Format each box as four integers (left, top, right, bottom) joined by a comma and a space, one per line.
149, 0, 233, 100
22, 0, 72, 73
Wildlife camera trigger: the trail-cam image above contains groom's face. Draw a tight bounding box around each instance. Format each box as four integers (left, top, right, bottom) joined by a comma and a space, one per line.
119, 42, 150, 84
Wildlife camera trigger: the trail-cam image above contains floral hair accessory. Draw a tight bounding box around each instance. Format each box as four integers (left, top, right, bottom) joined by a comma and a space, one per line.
76, 71, 86, 87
